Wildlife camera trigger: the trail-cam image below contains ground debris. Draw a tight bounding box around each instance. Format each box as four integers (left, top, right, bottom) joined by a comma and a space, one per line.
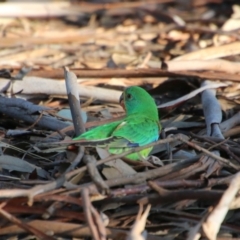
0, 1, 240, 239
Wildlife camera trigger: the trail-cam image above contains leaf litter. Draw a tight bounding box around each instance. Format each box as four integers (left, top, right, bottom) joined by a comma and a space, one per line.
0, 1, 240, 239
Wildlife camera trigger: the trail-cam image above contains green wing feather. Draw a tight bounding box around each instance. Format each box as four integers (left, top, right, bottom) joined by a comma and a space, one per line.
74, 115, 160, 161
108, 115, 160, 160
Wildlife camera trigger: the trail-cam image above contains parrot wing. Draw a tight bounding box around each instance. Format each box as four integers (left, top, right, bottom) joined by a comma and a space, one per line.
109, 115, 160, 149
104, 115, 160, 160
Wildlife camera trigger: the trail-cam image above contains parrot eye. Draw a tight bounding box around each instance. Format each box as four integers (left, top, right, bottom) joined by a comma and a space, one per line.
126, 93, 132, 100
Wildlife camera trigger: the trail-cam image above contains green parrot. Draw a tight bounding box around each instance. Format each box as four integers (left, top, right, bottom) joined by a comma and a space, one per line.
73, 86, 161, 161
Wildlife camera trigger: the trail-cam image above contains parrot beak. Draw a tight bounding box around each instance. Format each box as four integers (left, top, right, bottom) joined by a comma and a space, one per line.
119, 93, 125, 110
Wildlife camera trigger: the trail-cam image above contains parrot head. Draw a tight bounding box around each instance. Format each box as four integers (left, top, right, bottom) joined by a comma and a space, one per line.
119, 86, 158, 120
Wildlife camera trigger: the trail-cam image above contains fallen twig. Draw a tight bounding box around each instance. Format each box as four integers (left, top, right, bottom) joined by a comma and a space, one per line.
82, 188, 106, 240
0, 96, 70, 131
0, 202, 56, 240
84, 155, 109, 194
202, 172, 240, 240
64, 67, 85, 135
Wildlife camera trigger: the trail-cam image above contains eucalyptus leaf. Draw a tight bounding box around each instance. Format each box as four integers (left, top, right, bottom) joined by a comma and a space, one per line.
0, 155, 48, 178
58, 108, 87, 124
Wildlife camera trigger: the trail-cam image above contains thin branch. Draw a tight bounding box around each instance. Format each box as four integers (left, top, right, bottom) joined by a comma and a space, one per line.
64, 67, 85, 136
0, 202, 56, 240
81, 188, 101, 240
